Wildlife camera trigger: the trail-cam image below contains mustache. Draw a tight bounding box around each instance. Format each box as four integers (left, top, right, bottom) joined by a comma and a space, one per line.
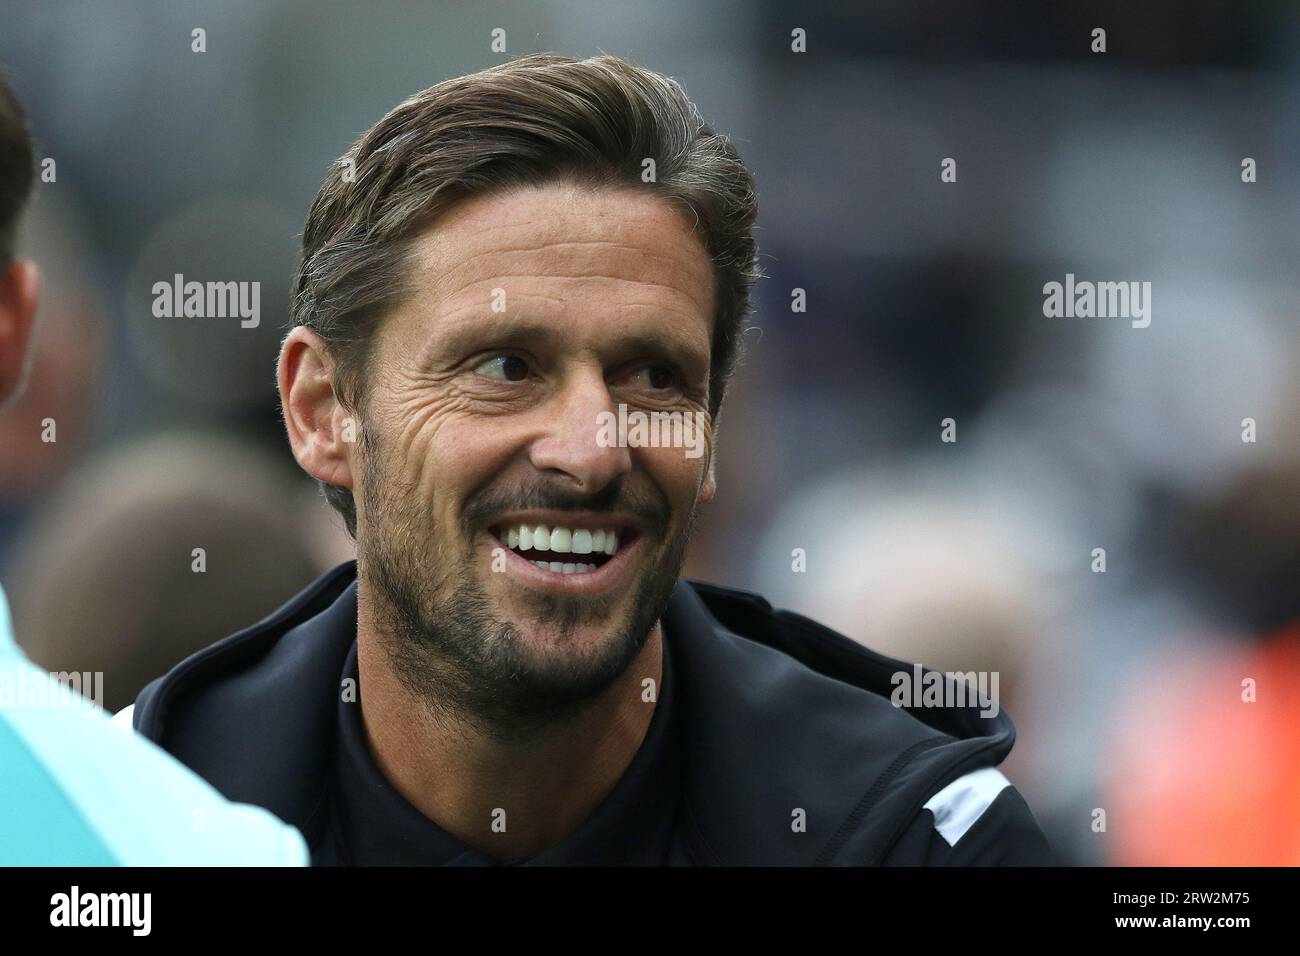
461, 476, 669, 535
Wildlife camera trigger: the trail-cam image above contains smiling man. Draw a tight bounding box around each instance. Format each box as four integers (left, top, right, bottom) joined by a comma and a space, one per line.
129, 54, 1053, 865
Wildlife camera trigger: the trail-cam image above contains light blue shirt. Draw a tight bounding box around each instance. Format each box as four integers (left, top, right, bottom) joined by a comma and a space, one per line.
0, 583, 307, 865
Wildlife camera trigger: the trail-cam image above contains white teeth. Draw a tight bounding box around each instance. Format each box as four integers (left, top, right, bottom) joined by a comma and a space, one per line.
529, 559, 596, 574
507, 524, 620, 556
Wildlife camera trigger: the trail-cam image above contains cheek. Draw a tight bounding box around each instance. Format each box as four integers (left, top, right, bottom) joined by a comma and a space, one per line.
639, 444, 711, 512
382, 396, 530, 517
377, 391, 474, 495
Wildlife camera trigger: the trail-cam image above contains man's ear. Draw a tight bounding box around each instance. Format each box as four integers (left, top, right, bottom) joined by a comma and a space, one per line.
698, 443, 717, 505
0, 259, 41, 407
278, 325, 355, 491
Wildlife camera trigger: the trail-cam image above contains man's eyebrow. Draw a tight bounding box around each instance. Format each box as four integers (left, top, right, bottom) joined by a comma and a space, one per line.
421, 318, 564, 366
610, 332, 710, 377
421, 317, 710, 375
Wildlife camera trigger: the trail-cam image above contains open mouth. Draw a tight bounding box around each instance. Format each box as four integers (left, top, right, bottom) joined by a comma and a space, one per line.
490, 522, 637, 576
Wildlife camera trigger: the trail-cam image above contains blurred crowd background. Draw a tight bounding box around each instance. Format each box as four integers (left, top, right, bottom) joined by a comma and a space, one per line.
2, 0, 1299, 866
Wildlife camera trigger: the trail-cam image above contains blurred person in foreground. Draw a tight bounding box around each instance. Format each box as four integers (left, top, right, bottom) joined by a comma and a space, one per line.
127, 55, 1053, 865
0, 69, 306, 865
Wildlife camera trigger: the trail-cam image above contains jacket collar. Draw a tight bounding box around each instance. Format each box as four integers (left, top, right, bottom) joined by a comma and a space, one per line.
135, 562, 360, 843
137, 562, 1017, 865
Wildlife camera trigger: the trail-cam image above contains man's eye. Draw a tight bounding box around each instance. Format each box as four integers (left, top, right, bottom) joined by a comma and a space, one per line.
474, 354, 530, 382
630, 364, 677, 390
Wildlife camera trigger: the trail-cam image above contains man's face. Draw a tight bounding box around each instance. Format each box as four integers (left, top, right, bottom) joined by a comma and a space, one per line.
351, 182, 717, 728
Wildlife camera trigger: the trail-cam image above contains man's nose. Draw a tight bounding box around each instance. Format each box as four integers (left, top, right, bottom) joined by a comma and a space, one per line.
528, 370, 632, 492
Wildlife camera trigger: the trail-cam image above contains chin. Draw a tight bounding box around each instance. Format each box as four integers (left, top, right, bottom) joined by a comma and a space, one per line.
495, 591, 629, 652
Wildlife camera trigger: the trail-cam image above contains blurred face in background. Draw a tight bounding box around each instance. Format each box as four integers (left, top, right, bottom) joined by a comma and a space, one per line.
349, 182, 717, 727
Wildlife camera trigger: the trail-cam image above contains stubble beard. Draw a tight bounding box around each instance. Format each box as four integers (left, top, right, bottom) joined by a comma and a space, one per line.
356, 433, 697, 742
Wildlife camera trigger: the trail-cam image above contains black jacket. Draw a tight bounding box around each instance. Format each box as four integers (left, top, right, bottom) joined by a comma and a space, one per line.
132, 562, 1054, 865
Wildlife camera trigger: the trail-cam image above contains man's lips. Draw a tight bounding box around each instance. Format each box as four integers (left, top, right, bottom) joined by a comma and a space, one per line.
484, 512, 648, 595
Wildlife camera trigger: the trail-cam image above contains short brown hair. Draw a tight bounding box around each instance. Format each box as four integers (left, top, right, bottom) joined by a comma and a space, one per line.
290, 53, 761, 536
0, 69, 35, 263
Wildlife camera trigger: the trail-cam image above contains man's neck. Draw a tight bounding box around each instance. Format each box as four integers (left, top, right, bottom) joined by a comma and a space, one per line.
354, 595, 662, 860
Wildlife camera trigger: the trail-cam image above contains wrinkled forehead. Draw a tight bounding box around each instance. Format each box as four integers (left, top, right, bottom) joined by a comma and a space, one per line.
398, 183, 716, 360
